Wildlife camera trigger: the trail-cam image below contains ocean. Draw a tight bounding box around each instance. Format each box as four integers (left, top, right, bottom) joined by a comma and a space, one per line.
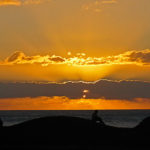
0, 110, 150, 128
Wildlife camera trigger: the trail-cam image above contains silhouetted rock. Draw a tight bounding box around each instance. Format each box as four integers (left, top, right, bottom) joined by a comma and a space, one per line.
135, 116, 150, 130
0, 118, 3, 128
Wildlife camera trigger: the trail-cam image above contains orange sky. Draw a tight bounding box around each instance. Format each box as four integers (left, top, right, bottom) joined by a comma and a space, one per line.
0, 0, 150, 58
0, 0, 150, 109
0, 50, 150, 110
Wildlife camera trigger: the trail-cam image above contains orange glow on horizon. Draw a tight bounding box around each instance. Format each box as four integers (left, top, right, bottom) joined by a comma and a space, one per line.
0, 97, 150, 110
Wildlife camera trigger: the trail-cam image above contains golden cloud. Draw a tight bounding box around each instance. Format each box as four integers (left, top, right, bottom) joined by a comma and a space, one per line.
0, 0, 21, 6
82, 0, 118, 12
102, 0, 117, 4
1, 50, 150, 83
0, 0, 51, 6
2, 49, 150, 66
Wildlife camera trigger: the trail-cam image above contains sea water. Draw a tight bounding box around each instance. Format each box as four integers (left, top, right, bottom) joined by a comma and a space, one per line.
0, 110, 150, 128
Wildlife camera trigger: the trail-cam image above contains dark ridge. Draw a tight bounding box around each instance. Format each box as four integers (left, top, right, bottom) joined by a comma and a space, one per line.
0, 116, 150, 149
135, 116, 150, 129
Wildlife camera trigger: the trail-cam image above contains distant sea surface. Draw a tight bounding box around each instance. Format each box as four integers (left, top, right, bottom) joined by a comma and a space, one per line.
0, 110, 150, 128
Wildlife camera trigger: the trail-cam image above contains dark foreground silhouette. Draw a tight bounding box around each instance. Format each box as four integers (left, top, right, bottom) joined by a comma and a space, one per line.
1, 116, 150, 150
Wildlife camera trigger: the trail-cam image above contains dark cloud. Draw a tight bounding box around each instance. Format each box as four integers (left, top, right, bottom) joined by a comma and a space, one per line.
49, 56, 65, 62
7, 51, 25, 63
0, 80, 150, 100
126, 50, 150, 64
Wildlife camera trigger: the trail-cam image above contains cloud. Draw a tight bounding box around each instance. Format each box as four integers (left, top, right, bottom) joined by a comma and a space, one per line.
6, 51, 26, 62
1, 96, 150, 110
102, 0, 117, 4
0, 79, 150, 100
0, 0, 21, 6
49, 55, 65, 63
1, 50, 150, 82
82, 0, 118, 13
23, 0, 50, 5
2, 49, 150, 66
123, 50, 150, 64
0, 0, 51, 6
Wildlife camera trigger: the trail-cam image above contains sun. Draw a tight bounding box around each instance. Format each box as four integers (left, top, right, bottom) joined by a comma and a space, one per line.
83, 90, 89, 93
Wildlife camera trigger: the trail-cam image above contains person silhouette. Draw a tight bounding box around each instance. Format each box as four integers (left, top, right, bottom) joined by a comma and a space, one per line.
92, 110, 105, 126
0, 118, 3, 128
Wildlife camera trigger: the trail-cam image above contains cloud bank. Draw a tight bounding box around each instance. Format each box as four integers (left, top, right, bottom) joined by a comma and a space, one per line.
1, 50, 150, 82
0, 80, 150, 100
2, 49, 150, 66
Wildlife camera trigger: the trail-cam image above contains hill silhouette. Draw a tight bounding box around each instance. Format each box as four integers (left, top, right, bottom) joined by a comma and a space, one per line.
0, 116, 150, 149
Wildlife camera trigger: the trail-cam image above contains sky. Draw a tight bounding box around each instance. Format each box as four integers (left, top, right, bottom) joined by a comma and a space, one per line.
0, 0, 150, 110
